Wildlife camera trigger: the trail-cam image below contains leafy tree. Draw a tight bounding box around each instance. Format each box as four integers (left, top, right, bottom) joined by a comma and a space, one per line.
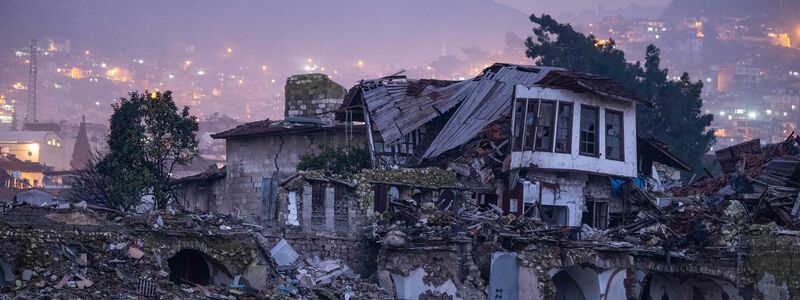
297, 146, 371, 176
525, 14, 714, 171
86, 91, 198, 210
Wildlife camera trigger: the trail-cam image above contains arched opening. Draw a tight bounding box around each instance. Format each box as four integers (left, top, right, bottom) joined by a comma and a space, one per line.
168, 249, 211, 286
641, 273, 735, 300
550, 266, 600, 300
553, 271, 586, 300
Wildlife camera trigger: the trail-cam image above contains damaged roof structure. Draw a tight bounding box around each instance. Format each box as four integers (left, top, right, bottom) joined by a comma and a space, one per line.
338, 63, 648, 166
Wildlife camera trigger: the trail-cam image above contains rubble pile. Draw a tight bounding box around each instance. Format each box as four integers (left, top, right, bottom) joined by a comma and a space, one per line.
263, 238, 389, 299
372, 135, 800, 263
0, 204, 271, 299
373, 199, 554, 247
609, 135, 800, 255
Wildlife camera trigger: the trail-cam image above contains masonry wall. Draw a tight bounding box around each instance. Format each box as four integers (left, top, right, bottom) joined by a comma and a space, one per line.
224, 132, 365, 223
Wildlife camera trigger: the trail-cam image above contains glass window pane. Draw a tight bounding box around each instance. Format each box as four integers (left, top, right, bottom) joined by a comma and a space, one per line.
513, 100, 526, 151
555, 103, 572, 153
535, 102, 555, 151
580, 106, 598, 156
606, 111, 623, 160
524, 100, 539, 150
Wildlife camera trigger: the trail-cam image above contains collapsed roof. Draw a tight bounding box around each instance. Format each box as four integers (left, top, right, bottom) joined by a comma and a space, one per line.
339, 63, 647, 161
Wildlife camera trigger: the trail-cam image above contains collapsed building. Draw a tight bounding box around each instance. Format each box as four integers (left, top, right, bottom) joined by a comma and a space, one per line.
5, 66, 800, 299
329, 64, 800, 299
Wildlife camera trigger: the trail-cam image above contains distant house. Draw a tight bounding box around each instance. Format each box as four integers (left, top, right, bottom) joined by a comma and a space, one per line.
0, 130, 70, 171
0, 155, 48, 188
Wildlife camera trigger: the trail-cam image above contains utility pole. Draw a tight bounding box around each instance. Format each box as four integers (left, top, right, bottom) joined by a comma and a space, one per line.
26, 39, 37, 123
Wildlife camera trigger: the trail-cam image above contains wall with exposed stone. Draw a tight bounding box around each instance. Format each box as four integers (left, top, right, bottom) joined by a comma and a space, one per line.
0, 207, 274, 297
224, 132, 364, 223
748, 231, 800, 299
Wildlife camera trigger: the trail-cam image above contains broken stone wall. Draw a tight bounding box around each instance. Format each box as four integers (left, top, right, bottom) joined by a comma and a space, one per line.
277, 177, 367, 235
224, 132, 362, 223
516, 241, 744, 299
179, 179, 227, 214
0, 208, 274, 298
749, 232, 800, 299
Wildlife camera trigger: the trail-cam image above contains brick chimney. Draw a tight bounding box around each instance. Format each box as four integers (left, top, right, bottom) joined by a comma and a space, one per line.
284, 73, 346, 123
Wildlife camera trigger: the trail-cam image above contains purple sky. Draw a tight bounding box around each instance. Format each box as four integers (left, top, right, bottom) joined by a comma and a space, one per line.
494, 0, 670, 15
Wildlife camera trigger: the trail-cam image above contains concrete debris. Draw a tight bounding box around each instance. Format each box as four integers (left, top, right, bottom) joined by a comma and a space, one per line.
264, 239, 390, 299
127, 247, 145, 259
21, 269, 34, 281
270, 239, 299, 268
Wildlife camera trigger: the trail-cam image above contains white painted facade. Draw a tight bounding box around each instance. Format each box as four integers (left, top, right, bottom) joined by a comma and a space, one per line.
510, 86, 638, 178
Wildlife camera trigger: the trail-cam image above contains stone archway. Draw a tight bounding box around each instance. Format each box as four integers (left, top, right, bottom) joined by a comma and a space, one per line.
553, 270, 586, 300
550, 266, 601, 300
643, 273, 737, 300
168, 249, 212, 286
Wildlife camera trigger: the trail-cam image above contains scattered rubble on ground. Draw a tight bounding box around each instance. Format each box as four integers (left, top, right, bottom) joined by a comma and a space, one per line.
0, 202, 385, 299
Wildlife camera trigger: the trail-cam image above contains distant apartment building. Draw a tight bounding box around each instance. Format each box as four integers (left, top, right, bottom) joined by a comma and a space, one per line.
0, 130, 71, 171
716, 61, 762, 93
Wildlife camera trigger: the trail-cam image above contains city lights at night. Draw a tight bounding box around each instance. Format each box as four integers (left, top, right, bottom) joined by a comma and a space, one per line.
0, 1, 799, 299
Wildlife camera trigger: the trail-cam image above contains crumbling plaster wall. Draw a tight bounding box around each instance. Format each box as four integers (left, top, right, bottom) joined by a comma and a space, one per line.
224, 132, 358, 222
377, 242, 486, 300
526, 172, 590, 227
516, 243, 744, 299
